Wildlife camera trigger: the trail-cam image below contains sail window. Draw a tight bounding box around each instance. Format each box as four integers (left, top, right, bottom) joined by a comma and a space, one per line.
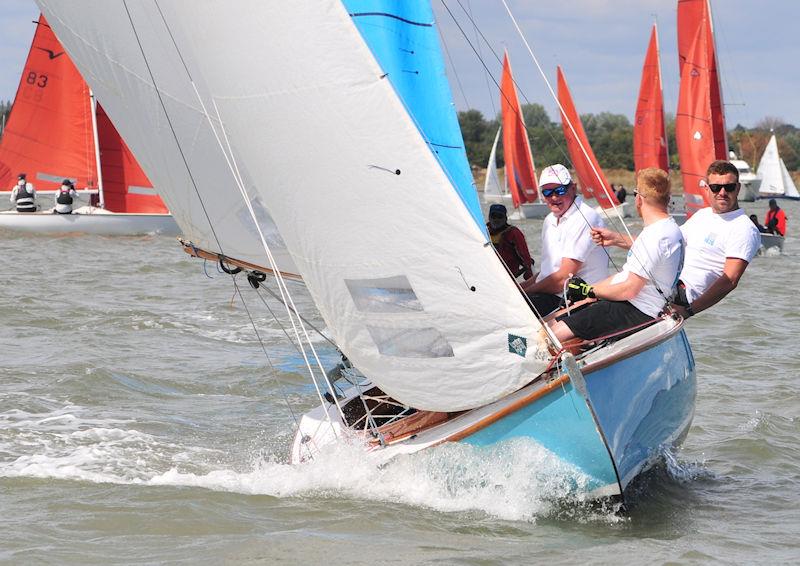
366, 326, 453, 358
345, 276, 423, 313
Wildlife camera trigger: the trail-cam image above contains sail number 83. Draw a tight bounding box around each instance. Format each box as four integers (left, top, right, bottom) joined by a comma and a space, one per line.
26, 72, 48, 88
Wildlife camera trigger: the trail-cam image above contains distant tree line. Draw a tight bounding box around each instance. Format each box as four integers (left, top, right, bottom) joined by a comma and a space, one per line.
458, 104, 800, 173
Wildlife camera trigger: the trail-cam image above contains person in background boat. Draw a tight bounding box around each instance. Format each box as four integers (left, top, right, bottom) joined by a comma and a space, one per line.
520, 164, 607, 315
9, 173, 36, 213
749, 214, 768, 233
616, 184, 627, 203
486, 203, 534, 282
551, 167, 682, 342
669, 160, 760, 318
764, 199, 787, 236
54, 179, 78, 214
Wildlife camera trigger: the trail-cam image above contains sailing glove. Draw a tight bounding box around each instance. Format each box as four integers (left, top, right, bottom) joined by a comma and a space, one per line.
565, 276, 595, 304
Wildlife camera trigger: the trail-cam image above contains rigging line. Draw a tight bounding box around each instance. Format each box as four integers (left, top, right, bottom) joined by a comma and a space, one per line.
209, 98, 347, 426
437, 24, 470, 109
498, 0, 632, 238
442, 0, 628, 252
465, 0, 497, 118
255, 283, 338, 351
120, 0, 225, 255
150, 0, 342, 430
231, 274, 302, 430
439, 0, 586, 202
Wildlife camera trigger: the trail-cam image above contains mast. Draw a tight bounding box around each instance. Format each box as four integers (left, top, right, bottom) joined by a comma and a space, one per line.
705, 0, 728, 158
89, 89, 105, 208
655, 23, 670, 168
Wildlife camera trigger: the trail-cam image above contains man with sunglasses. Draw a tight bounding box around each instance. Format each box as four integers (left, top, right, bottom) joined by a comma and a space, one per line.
671, 160, 760, 318
520, 164, 608, 315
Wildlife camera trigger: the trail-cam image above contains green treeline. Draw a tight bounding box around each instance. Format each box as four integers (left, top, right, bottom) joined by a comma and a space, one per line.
458, 104, 800, 172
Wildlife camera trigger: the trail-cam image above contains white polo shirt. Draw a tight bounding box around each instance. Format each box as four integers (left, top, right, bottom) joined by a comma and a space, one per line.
679, 207, 761, 303
619, 216, 684, 317
536, 197, 608, 285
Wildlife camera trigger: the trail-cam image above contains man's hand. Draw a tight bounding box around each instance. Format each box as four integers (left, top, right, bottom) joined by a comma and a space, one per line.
565, 276, 595, 305
670, 303, 693, 319
591, 227, 632, 249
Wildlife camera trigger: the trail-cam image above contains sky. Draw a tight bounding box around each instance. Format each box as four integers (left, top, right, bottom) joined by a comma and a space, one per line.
1, 0, 798, 130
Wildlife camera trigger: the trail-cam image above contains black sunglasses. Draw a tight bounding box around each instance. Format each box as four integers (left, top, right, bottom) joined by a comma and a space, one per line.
707, 182, 738, 193
541, 185, 570, 197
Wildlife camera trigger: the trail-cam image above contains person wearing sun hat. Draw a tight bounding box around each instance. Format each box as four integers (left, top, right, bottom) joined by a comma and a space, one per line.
520, 163, 608, 315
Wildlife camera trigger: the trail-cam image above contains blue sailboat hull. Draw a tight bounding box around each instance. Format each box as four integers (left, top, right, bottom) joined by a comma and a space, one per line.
462, 328, 696, 497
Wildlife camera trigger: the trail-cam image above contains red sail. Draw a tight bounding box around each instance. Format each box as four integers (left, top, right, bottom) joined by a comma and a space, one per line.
557, 66, 619, 209
96, 104, 167, 213
0, 15, 97, 192
500, 52, 538, 207
675, 17, 714, 217
634, 24, 669, 173
678, 0, 727, 159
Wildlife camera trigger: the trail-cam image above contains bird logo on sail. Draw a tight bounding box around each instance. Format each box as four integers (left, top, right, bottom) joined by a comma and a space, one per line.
508, 334, 527, 357
35, 47, 64, 59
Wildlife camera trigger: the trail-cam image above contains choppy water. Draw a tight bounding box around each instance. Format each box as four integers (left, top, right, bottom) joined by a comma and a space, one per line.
1, 199, 798, 564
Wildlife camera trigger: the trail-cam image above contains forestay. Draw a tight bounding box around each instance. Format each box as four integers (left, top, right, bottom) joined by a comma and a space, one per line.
38, 0, 553, 412
36, 1, 299, 276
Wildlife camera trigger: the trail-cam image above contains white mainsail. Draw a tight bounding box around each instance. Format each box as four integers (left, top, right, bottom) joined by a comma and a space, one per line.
39, 1, 553, 412
483, 127, 506, 198
757, 134, 800, 199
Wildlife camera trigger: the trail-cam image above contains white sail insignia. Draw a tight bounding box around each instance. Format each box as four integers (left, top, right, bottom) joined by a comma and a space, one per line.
38, 1, 553, 412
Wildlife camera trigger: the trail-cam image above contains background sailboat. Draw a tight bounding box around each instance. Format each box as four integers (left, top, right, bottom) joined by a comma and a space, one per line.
633, 24, 669, 174
482, 127, 512, 204
38, 0, 697, 502
675, 0, 727, 219
498, 52, 548, 219
557, 66, 628, 218
0, 14, 177, 235
757, 134, 800, 201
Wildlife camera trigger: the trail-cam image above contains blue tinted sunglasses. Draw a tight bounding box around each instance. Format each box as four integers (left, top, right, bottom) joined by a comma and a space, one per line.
542, 185, 570, 197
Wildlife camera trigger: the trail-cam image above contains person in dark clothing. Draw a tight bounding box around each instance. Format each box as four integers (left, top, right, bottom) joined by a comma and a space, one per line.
616, 184, 627, 203
749, 214, 768, 233
487, 203, 534, 281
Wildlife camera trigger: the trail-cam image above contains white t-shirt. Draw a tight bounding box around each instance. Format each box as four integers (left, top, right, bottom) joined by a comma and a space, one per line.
679, 207, 760, 303
618, 216, 684, 317
537, 197, 608, 285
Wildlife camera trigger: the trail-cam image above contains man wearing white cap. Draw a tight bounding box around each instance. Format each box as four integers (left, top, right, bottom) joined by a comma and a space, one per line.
520, 164, 608, 314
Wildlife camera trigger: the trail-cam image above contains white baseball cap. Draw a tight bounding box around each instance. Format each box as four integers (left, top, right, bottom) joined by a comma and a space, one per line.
538, 164, 572, 187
